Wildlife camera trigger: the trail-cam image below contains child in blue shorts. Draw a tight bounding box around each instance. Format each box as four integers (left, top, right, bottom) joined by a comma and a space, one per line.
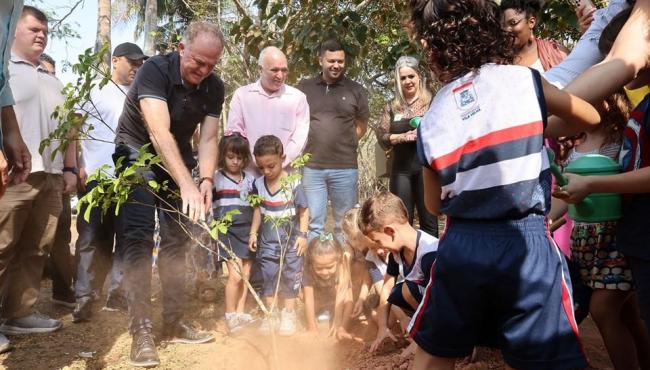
247, 135, 309, 337
408, 0, 601, 369
358, 192, 438, 354
212, 133, 255, 334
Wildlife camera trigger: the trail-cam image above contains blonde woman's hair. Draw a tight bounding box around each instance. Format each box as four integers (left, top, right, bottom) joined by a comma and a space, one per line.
391, 56, 433, 113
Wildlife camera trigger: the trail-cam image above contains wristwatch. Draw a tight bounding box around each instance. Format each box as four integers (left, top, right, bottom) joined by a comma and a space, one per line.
297, 231, 308, 239
63, 167, 79, 175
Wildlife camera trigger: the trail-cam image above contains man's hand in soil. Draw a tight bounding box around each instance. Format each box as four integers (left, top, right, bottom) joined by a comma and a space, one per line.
369, 327, 397, 353
181, 182, 205, 222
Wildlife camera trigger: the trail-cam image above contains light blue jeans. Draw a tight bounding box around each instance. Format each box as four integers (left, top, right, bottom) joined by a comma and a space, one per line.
302, 167, 358, 241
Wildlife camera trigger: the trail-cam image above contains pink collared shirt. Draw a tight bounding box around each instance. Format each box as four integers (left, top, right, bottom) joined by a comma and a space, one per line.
226, 81, 310, 167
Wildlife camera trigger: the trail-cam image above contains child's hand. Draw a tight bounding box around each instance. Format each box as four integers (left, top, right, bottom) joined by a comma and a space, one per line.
552, 173, 592, 204
248, 236, 257, 252
351, 298, 365, 318
333, 327, 361, 343
369, 327, 397, 353
399, 340, 418, 358
294, 236, 307, 256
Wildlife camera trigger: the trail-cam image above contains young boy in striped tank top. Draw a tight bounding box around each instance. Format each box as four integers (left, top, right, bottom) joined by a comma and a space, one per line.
408, 1, 601, 369
248, 135, 309, 336
212, 133, 255, 334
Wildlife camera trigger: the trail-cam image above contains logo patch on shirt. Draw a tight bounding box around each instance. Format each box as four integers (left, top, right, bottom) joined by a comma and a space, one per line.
452, 81, 480, 120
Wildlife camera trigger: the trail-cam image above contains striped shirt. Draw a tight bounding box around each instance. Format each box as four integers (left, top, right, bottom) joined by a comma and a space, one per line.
212, 170, 254, 227
252, 176, 308, 250
417, 64, 550, 219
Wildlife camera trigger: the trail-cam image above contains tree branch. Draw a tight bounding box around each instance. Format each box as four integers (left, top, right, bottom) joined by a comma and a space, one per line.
50, 0, 85, 32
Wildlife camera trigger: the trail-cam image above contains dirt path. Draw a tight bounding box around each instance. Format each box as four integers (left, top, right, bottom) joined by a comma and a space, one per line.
0, 277, 614, 370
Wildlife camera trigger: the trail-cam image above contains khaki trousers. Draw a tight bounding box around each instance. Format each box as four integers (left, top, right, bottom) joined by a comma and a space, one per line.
0, 172, 63, 319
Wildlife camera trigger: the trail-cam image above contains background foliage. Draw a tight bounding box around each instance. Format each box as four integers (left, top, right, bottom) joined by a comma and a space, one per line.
109, 0, 598, 195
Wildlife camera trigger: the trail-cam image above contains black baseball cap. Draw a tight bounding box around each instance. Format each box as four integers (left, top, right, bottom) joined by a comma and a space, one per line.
112, 42, 148, 60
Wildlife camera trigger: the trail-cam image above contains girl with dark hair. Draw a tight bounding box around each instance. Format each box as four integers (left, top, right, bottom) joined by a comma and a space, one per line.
408, 1, 601, 369
212, 133, 255, 334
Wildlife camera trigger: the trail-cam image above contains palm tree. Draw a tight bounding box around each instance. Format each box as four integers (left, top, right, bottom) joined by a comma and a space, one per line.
142, 0, 158, 55
96, 0, 111, 68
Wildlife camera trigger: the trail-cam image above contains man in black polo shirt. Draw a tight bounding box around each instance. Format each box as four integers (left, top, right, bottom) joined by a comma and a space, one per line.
297, 39, 369, 242
114, 21, 224, 367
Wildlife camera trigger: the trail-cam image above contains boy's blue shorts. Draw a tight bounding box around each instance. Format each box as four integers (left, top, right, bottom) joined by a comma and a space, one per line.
409, 214, 587, 370
388, 280, 424, 315
257, 246, 303, 299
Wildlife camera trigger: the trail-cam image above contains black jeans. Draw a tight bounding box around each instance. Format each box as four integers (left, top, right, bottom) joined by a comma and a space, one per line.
389, 170, 438, 237
115, 145, 191, 333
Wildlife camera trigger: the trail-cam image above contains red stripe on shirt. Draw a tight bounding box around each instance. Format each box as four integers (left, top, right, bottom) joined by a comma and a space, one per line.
216, 189, 240, 195
430, 121, 543, 170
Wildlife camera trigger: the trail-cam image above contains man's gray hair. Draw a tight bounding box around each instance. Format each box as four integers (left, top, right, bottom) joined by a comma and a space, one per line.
182, 21, 225, 48
257, 46, 283, 68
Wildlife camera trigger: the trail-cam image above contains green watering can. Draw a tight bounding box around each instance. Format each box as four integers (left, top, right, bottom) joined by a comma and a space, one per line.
547, 148, 622, 222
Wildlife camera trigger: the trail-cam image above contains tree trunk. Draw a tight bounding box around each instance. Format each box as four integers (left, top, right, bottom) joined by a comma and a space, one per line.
95, 0, 111, 69
142, 0, 157, 56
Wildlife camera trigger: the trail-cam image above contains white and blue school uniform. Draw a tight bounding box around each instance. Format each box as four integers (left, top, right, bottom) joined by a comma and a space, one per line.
252, 176, 308, 298
410, 64, 587, 370
212, 170, 254, 259
386, 230, 438, 313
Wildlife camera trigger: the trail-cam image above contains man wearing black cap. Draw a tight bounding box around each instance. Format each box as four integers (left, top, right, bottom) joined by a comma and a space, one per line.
71, 42, 147, 323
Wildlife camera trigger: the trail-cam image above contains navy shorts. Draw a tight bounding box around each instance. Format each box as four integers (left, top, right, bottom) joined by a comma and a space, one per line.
388, 280, 424, 315
257, 246, 303, 299
409, 214, 587, 370
217, 225, 255, 260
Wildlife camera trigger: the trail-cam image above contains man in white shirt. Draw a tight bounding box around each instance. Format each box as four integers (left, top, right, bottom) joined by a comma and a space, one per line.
0, 5, 77, 340
72, 42, 147, 323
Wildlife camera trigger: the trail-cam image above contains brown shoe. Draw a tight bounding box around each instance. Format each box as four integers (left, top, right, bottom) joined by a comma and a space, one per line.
129, 328, 159, 368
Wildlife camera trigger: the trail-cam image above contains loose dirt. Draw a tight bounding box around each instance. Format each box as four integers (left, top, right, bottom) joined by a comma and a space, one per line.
0, 277, 613, 370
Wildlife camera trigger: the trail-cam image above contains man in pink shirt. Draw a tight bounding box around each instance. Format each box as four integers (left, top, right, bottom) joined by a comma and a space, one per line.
226, 46, 309, 167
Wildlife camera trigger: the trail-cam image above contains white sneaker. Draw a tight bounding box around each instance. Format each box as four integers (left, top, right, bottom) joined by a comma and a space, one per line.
238, 313, 255, 324
225, 313, 242, 334
278, 308, 297, 337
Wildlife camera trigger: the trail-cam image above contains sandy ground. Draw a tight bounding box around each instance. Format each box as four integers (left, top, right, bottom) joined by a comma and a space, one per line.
0, 276, 614, 370
0, 212, 615, 370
